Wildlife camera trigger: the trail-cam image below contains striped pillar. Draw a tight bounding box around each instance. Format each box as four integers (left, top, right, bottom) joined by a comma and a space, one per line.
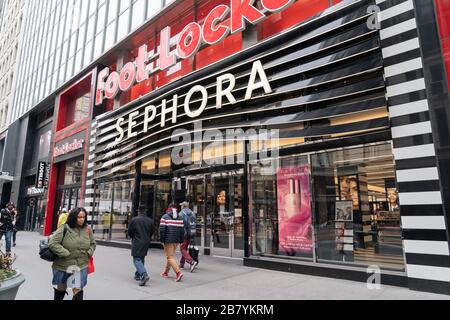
378, 0, 450, 293
84, 120, 98, 224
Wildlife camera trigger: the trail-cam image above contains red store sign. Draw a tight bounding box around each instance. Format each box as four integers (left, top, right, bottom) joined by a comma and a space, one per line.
53, 138, 85, 157
96, 0, 294, 105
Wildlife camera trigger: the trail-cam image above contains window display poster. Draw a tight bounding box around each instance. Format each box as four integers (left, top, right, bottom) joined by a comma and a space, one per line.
277, 165, 313, 254
335, 201, 353, 221
339, 175, 359, 210
386, 187, 399, 211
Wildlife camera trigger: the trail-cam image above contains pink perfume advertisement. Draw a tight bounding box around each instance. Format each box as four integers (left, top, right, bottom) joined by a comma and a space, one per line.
277, 165, 313, 254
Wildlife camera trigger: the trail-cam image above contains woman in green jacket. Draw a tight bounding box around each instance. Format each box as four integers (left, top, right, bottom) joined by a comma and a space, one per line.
49, 207, 96, 300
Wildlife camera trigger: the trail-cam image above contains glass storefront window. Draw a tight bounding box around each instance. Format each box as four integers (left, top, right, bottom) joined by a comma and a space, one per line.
94, 181, 133, 241
250, 143, 405, 270
111, 181, 134, 241
312, 143, 404, 270
64, 158, 84, 185
153, 181, 171, 241
141, 156, 156, 174
158, 150, 171, 174
250, 163, 278, 256
95, 182, 113, 239
54, 186, 81, 230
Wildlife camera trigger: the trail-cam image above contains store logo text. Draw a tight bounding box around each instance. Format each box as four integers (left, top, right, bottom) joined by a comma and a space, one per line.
95, 0, 294, 105
54, 139, 85, 157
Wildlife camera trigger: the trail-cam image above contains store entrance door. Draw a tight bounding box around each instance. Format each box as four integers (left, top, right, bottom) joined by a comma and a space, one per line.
185, 170, 244, 258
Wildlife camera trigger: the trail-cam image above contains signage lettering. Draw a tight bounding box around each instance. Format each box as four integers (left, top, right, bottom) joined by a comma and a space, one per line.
27, 187, 45, 196
96, 0, 293, 105
44, 162, 50, 188
114, 60, 271, 144
54, 139, 85, 157
36, 161, 47, 188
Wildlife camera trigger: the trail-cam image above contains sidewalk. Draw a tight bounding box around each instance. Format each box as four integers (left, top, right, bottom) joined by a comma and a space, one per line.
5, 231, 449, 300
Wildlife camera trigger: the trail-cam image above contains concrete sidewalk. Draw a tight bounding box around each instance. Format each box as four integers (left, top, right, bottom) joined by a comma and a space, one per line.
5, 231, 449, 300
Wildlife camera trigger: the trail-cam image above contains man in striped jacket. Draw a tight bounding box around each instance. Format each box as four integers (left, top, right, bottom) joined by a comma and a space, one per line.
159, 204, 185, 282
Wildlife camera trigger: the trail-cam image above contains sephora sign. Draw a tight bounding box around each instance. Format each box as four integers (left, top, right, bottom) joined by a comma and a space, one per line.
95, 0, 294, 106
114, 60, 272, 143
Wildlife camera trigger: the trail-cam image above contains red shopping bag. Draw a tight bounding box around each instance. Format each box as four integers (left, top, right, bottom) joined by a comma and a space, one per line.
88, 256, 95, 274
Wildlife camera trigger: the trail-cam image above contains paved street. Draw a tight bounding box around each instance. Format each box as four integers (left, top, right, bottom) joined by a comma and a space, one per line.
4, 232, 449, 300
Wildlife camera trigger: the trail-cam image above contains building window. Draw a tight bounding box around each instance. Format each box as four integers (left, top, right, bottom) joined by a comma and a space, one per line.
73, 94, 90, 123
56, 73, 92, 130
38, 130, 52, 160
63, 158, 84, 185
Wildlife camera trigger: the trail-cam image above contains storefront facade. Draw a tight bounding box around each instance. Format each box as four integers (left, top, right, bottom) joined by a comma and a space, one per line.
40, 0, 450, 294
44, 72, 95, 233
20, 115, 52, 232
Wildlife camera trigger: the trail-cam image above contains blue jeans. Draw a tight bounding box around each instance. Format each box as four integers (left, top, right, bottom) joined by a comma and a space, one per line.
133, 256, 148, 278
52, 267, 89, 289
0, 230, 12, 252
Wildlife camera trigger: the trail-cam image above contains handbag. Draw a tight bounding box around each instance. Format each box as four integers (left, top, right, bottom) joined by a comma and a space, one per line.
39, 238, 56, 262
88, 256, 95, 274
39, 224, 68, 262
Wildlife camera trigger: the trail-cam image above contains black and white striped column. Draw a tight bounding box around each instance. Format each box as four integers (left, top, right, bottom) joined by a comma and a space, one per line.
378, 0, 450, 292
84, 120, 98, 225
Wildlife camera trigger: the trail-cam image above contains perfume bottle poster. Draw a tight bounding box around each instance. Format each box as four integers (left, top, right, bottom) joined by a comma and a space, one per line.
277, 165, 313, 254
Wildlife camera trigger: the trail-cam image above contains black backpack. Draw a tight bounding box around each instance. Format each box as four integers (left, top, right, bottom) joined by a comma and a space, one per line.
39, 224, 68, 262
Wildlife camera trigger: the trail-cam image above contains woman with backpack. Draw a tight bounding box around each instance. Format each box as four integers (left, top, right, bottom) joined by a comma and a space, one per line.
49, 207, 96, 300
179, 202, 198, 272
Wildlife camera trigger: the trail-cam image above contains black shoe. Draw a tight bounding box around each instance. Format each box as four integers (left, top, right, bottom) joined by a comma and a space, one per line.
53, 288, 68, 300
139, 275, 150, 286
72, 290, 84, 300
134, 274, 141, 281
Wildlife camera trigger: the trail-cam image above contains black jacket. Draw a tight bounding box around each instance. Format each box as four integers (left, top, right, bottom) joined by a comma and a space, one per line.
128, 214, 154, 257
0, 208, 14, 232
159, 209, 184, 244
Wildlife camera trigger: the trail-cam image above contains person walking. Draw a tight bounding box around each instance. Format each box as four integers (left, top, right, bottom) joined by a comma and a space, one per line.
101, 211, 115, 239
179, 202, 198, 272
127, 205, 154, 286
0, 202, 15, 254
12, 205, 19, 247
57, 208, 69, 229
49, 207, 96, 300
159, 203, 184, 282
123, 207, 132, 240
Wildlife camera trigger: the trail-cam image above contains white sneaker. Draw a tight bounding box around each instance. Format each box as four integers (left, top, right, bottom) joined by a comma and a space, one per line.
190, 261, 198, 272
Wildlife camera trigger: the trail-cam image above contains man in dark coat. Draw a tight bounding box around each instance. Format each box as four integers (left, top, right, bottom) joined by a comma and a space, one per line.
0, 202, 15, 254
127, 205, 154, 286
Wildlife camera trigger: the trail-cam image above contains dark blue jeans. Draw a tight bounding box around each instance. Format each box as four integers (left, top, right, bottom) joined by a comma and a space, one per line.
0, 230, 12, 252
133, 256, 148, 278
